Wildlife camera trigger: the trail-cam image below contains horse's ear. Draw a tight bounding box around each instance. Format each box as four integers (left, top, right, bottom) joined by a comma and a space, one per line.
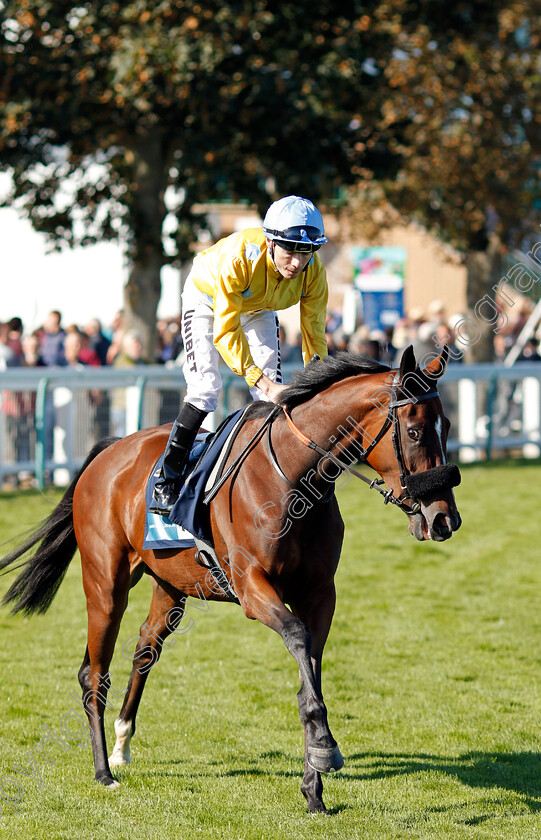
421, 344, 449, 380
399, 345, 416, 379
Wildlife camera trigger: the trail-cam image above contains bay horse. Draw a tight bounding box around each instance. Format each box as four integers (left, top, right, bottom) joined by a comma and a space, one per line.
0, 346, 461, 813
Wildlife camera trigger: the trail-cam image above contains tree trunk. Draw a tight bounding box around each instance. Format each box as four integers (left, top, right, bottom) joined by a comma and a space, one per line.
123, 135, 169, 361
464, 233, 502, 362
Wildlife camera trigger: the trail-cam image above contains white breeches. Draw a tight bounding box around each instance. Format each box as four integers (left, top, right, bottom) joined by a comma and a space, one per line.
181, 275, 282, 413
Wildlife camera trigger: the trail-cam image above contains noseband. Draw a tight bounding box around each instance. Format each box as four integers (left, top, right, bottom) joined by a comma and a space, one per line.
282, 372, 460, 516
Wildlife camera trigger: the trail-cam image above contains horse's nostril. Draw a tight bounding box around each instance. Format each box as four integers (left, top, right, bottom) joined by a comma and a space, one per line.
431, 512, 452, 538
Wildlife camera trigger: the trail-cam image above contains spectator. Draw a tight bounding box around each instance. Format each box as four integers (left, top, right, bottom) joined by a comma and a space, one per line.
63, 328, 105, 445
493, 332, 508, 363
380, 326, 397, 366
0, 323, 15, 369
335, 330, 350, 351
518, 338, 541, 362
348, 325, 370, 355
65, 327, 101, 367
157, 319, 182, 364
22, 333, 45, 367
105, 310, 125, 364
7, 317, 24, 364
325, 310, 342, 334
84, 318, 111, 365
355, 336, 382, 361
111, 330, 148, 437
390, 317, 410, 357
325, 329, 338, 357
41, 310, 66, 367
113, 330, 147, 368
433, 322, 462, 363
2, 333, 46, 485
426, 299, 446, 327
395, 319, 434, 365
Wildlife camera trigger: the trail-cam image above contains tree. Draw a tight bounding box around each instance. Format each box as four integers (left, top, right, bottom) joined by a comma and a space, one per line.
2, 2, 540, 361
344, 1, 541, 360
0, 0, 406, 355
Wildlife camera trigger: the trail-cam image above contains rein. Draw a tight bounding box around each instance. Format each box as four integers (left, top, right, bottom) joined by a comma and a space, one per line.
203, 405, 281, 506
281, 374, 441, 517
203, 372, 459, 520
281, 406, 419, 515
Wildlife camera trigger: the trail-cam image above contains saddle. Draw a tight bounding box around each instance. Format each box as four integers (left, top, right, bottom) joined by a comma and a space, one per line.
143, 407, 253, 602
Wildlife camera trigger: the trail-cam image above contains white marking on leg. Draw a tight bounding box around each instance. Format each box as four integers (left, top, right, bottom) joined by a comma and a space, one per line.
108, 718, 133, 767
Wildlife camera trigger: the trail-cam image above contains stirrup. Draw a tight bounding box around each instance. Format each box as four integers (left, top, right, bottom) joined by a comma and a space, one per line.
148, 502, 174, 517
149, 481, 181, 517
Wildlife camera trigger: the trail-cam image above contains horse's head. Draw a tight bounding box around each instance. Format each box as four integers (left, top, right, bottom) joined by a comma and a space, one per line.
365, 345, 462, 542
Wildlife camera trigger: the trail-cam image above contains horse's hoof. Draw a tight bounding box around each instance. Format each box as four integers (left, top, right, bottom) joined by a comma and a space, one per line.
306, 802, 329, 815
108, 754, 131, 768
96, 773, 121, 789
307, 745, 344, 773
106, 779, 121, 790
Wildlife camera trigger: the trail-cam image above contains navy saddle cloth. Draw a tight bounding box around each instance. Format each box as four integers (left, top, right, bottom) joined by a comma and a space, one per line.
143, 408, 246, 550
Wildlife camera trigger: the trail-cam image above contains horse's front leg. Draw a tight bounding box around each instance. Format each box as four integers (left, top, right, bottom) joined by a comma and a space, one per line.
238, 567, 342, 812
293, 582, 343, 813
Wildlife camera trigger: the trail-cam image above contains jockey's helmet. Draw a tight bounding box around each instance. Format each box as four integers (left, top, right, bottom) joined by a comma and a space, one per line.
263, 196, 327, 253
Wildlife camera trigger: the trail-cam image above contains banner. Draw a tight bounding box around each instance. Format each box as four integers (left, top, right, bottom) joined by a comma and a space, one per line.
351, 246, 406, 331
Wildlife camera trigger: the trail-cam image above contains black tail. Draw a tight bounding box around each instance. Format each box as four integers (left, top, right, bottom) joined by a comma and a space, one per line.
0, 437, 119, 615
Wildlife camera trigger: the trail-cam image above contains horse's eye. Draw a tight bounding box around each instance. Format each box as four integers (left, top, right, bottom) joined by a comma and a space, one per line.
407, 428, 421, 441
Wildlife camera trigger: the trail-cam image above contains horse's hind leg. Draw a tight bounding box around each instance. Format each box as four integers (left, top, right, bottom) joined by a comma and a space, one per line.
109, 578, 183, 768
78, 550, 131, 788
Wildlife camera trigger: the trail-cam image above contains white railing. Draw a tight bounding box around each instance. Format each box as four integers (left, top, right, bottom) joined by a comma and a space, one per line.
0, 362, 540, 486
440, 361, 541, 462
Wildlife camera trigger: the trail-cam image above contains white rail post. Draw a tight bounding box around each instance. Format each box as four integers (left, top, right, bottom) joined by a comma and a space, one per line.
53, 385, 73, 486
522, 376, 541, 458
458, 378, 479, 462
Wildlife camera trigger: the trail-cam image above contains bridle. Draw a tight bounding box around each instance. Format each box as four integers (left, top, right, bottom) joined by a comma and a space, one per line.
282, 372, 455, 517
203, 371, 460, 518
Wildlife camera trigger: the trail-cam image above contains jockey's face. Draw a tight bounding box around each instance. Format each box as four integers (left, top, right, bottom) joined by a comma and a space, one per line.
267, 239, 312, 279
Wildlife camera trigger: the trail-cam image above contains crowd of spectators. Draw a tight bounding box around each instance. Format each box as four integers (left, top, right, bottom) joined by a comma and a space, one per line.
0, 310, 185, 373
1, 295, 540, 378
321, 297, 541, 367
1, 297, 540, 487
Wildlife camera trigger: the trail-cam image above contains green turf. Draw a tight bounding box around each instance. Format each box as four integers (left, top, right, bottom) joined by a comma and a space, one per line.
0, 461, 541, 839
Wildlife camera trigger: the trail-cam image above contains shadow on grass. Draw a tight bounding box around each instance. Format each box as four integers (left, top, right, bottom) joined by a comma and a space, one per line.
144, 748, 541, 812
126, 749, 541, 822
346, 750, 541, 811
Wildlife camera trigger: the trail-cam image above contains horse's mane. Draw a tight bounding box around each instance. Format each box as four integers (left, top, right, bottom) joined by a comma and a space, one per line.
246, 352, 390, 417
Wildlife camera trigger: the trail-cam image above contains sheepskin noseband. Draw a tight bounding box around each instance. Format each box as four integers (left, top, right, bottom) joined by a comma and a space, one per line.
404, 463, 461, 500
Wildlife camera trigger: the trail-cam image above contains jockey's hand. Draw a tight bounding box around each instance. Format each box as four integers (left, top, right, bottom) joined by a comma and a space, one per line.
254, 373, 289, 404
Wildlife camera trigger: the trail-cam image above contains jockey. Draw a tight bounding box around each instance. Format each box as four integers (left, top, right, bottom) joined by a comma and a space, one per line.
150, 195, 329, 516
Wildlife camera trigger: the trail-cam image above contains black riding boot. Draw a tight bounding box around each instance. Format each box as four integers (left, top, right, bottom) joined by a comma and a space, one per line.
150, 403, 208, 516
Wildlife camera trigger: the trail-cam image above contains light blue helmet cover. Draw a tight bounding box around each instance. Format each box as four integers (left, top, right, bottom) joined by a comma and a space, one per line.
263, 196, 327, 246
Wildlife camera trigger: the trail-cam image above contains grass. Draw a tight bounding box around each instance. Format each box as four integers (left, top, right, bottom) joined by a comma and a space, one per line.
0, 460, 541, 838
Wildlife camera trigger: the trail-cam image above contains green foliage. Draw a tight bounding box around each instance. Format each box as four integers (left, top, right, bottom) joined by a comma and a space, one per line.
345, 2, 541, 252
1, 460, 541, 838
383, 3, 541, 251
6, 2, 539, 258
0, 0, 403, 258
